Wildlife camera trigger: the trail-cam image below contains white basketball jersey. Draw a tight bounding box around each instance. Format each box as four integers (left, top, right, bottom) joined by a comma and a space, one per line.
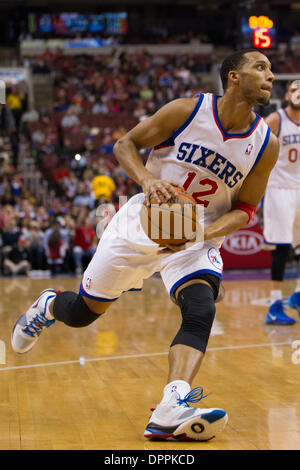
146, 93, 270, 243
266, 108, 300, 188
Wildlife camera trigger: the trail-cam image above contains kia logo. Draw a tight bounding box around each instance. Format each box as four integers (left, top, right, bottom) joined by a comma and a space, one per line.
223, 230, 264, 255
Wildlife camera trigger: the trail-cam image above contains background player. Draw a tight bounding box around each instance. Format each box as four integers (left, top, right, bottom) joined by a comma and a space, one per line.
11, 50, 278, 441
264, 80, 300, 325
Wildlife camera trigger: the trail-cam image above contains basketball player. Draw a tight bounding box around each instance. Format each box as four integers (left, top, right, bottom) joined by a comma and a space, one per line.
11, 50, 277, 441
264, 79, 300, 325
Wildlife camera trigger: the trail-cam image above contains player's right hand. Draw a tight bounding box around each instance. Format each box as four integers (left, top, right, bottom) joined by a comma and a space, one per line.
142, 178, 184, 206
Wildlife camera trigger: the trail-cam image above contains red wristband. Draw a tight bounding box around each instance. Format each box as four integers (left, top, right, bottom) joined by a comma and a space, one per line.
232, 200, 257, 223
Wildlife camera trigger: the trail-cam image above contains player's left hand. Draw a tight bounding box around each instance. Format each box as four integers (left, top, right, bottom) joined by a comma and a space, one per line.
142, 178, 184, 206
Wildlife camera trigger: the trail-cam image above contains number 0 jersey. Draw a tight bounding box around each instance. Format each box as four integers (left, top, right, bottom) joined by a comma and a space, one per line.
265, 108, 300, 189
146, 93, 271, 230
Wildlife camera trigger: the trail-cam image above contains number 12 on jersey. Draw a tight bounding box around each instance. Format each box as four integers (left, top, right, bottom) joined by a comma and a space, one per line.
183, 171, 218, 207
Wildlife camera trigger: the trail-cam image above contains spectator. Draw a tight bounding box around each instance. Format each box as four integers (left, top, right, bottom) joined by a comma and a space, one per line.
72, 181, 94, 209
6, 87, 23, 127
19, 216, 32, 238
44, 219, 68, 275
92, 99, 108, 115
1, 218, 20, 249
70, 153, 87, 178
3, 236, 31, 276
20, 108, 39, 124
60, 137, 77, 164
112, 171, 128, 202
139, 84, 154, 100
0, 106, 16, 134
35, 206, 49, 229
54, 163, 70, 186
17, 134, 32, 166
0, 204, 15, 228
68, 95, 84, 115
91, 173, 116, 202
25, 220, 45, 270
73, 208, 97, 275
0, 176, 10, 201
97, 134, 114, 156
61, 109, 81, 129
64, 172, 78, 200
19, 199, 35, 219
10, 174, 24, 198
112, 127, 126, 141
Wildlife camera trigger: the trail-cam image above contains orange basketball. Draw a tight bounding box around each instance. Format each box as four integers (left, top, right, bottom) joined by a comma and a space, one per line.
140, 188, 199, 246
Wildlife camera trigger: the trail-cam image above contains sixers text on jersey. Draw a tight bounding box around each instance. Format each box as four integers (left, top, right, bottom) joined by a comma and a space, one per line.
176, 143, 243, 188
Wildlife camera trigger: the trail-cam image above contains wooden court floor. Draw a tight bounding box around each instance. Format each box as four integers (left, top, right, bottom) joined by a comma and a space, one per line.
0, 274, 300, 450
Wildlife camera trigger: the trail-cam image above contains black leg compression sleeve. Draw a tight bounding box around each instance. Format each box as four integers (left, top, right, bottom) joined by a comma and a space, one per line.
53, 292, 101, 327
171, 283, 215, 354
271, 245, 291, 281
172, 272, 221, 304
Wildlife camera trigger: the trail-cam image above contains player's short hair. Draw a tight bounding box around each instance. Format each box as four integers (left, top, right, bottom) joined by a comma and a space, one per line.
220, 49, 260, 92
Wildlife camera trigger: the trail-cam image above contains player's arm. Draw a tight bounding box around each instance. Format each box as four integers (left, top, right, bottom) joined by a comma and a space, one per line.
204, 132, 279, 241
113, 98, 197, 205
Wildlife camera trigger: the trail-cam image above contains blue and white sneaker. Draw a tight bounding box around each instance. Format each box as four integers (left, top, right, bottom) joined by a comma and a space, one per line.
144, 387, 228, 441
265, 300, 296, 325
11, 289, 57, 354
287, 292, 300, 315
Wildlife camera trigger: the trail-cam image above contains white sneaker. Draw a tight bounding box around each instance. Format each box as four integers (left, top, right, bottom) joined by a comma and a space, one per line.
144, 387, 228, 441
11, 289, 57, 354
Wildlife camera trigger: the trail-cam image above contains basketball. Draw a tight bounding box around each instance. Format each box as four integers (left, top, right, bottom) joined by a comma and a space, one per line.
140, 188, 199, 246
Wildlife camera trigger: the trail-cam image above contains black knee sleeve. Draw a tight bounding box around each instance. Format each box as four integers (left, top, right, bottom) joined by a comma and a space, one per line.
271, 245, 291, 281
53, 292, 101, 328
171, 283, 216, 354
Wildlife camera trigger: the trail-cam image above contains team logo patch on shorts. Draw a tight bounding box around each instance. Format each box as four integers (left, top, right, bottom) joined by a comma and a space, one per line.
207, 248, 223, 270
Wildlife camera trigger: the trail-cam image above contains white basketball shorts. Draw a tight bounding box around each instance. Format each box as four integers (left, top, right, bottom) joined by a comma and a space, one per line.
263, 186, 300, 247
80, 193, 223, 302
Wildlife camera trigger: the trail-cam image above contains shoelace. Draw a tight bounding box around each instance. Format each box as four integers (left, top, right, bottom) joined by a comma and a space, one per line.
149, 386, 212, 413
177, 386, 212, 408
23, 313, 54, 337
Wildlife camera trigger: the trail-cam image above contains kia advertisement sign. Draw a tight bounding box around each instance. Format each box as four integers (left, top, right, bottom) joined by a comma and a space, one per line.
220, 217, 271, 269
223, 230, 264, 255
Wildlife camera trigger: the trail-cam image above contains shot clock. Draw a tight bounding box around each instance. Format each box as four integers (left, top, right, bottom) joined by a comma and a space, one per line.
240, 14, 276, 50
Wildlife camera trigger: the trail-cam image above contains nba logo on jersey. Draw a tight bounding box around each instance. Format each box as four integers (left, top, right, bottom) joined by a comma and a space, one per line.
86, 278, 92, 290
245, 144, 254, 155
171, 385, 177, 392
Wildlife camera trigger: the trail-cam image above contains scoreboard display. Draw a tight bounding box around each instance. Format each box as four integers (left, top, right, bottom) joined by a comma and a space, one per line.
28, 12, 128, 36
240, 14, 276, 49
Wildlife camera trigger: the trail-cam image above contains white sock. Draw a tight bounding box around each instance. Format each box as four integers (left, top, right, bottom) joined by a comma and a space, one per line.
294, 278, 300, 293
160, 380, 191, 405
270, 289, 282, 304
